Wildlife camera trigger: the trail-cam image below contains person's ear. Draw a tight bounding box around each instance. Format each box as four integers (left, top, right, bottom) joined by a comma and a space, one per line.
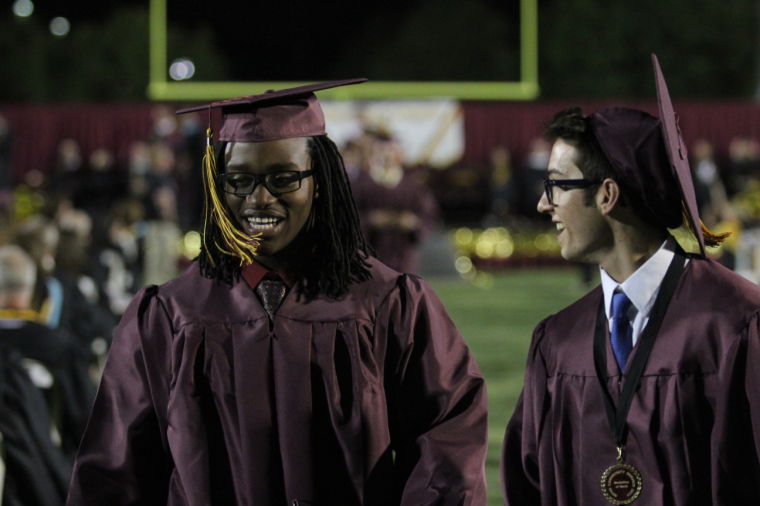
596, 178, 621, 215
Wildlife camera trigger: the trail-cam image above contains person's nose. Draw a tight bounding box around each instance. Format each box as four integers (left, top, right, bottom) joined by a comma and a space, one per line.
537, 191, 553, 214
245, 181, 276, 206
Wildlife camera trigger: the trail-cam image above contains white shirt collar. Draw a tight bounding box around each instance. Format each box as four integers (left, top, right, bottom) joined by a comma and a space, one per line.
600, 237, 677, 319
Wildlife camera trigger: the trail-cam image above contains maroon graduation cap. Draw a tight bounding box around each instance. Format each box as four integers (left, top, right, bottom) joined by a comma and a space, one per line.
650, 54, 706, 256
176, 78, 367, 142
588, 55, 724, 257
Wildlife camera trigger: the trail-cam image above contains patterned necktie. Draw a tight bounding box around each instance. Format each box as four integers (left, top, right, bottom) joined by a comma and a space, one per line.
610, 290, 634, 371
256, 276, 287, 321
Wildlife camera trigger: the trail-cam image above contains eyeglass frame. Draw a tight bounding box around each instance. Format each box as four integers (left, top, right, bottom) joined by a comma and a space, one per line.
543, 178, 602, 206
219, 170, 315, 198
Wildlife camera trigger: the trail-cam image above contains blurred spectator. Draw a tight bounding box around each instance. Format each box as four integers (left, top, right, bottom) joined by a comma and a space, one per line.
692, 139, 734, 227
0, 345, 71, 505
340, 137, 369, 183
142, 184, 182, 286
148, 104, 181, 148
127, 140, 152, 201
0, 244, 96, 458
76, 148, 126, 220
144, 142, 178, 215
515, 137, 550, 220
55, 208, 117, 359
692, 139, 719, 214
725, 136, 760, 197
88, 199, 143, 317
13, 215, 63, 328
11, 169, 47, 222
352, 129, 439, 273
51, 138, 84, 197
483, 144, 517, 227
174, 112, 206, 231
430, 162, 489, 226
0, 114, 12, 231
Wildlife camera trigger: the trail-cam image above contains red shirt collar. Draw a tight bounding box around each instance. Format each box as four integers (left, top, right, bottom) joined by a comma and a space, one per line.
241, 260, 295, 291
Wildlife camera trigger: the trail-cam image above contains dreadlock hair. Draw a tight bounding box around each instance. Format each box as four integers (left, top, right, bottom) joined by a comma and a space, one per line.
198, 135, 372, 299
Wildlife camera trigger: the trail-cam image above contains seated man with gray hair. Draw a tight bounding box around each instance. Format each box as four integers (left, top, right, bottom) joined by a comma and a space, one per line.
0, 244, 95, 458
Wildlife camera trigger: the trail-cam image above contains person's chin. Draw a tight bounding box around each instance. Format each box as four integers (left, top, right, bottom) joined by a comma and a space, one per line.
559, 245, 578, 262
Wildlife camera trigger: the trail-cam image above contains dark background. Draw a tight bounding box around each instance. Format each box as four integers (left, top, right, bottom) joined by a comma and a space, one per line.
2, 0, 759, 102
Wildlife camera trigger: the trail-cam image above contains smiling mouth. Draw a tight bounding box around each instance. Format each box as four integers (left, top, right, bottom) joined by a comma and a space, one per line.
244, 216, 284, 233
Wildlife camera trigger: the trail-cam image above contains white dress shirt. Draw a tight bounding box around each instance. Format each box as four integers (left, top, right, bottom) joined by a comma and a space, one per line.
600, 238, 684, 346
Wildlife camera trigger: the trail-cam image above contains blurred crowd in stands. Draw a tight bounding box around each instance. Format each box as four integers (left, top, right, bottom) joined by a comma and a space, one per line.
0, 104, 759, 502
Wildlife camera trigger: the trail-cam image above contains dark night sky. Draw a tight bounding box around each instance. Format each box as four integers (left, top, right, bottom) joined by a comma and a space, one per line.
27, 0, 523, 82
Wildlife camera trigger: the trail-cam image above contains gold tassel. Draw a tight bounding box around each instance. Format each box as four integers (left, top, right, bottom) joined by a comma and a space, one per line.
201, 127, 260, 266
701, 221, 730, 248
681, 206, 730, 249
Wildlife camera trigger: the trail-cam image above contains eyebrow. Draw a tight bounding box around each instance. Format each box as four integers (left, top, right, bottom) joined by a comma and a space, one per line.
545, 168, 565, 177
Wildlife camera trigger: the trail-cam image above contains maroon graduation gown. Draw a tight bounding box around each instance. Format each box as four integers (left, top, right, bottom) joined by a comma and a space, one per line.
502, 258, 760, 505
67, 257, 487, 505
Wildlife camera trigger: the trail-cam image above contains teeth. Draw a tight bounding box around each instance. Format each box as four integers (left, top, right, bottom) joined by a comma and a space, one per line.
556, 223, 565, 232
246, 216, 281, 229
247, 216, 279, 224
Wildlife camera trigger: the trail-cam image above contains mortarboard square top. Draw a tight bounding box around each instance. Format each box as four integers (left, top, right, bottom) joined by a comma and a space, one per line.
651, 54, 705, 256
176, 78, 367, 143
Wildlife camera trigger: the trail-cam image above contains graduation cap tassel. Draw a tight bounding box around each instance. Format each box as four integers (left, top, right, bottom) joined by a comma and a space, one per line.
681, 207, 730, 249
700, 221, 730, 248
201, 127, 260, 266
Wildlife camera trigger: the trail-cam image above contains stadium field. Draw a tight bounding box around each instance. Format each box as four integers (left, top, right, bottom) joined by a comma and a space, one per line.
429, 266, 591, 505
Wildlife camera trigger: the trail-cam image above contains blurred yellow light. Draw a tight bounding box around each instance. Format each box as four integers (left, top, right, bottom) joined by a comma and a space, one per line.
453, 227, 474, 247
182, 230, 202, 258
534, 233, 555, 252
454, 255, 473, 274
494, 227, 510, 239
475, 238, 495, 258
495, 239, 514, 258
482, 228, 496, 240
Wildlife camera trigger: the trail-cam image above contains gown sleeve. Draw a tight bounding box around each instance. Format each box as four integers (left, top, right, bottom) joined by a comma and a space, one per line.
716, 310, 760, 501
379, 274, 488, 506
746, 312, 760, 464
66, 286, 173, 506
500, 318, 548, 506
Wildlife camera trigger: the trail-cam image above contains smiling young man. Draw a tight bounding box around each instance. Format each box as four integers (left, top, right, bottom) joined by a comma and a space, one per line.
501, 56, 760, 505
67, 80, 487, 506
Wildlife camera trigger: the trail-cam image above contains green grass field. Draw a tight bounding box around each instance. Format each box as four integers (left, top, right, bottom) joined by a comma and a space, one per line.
428, 267, 590, 505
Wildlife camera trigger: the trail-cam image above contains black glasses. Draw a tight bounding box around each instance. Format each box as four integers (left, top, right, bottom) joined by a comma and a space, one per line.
543, 178, 601, 205
220, 170, 314, 197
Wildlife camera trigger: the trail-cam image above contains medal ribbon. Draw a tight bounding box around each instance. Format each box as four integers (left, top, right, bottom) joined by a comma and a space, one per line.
593, 253, 687, 455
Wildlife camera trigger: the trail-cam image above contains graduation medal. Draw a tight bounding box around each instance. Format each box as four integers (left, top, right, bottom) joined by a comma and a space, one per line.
600, 446, 642, 504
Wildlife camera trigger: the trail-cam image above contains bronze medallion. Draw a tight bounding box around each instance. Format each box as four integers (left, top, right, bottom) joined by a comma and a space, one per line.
600, 462, 642, 505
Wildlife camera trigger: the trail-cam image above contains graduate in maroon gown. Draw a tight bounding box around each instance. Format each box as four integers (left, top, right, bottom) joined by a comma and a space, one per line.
351, 129, 439, 274
501, 55, 760, 506
67, 80, 487, 506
